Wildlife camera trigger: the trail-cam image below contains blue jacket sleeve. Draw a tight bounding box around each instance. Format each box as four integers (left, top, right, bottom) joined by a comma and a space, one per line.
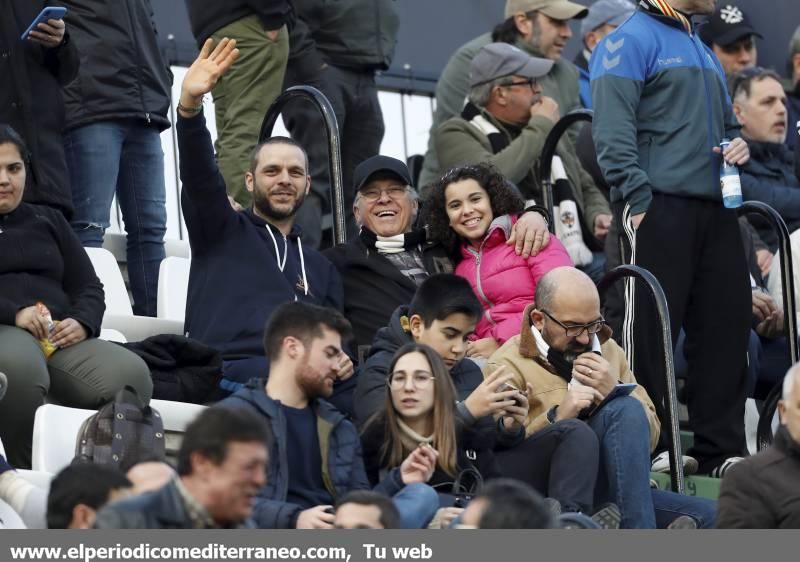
251, 497, 305, 529
590, 32, 652, 215
177, 112, 239, 252
741, 173, 800, 227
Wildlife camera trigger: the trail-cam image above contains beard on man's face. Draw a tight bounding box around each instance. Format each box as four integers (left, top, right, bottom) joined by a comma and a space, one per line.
296, 356, 335, 400
253, 187, 306, 222
558, 339, 593, 363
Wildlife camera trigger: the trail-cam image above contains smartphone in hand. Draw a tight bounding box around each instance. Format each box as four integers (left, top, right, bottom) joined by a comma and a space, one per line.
20, 6, 67, 41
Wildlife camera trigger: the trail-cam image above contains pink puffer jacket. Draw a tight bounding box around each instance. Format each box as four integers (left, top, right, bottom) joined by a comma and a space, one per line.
455, 215, 573, 344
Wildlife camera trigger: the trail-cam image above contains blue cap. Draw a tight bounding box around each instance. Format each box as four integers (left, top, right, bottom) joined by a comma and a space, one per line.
580, 0, 635, 38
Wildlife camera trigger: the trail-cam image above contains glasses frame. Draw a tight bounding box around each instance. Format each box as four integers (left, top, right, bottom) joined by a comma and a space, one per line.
500, 77, 537, 91
387, 372, 436, 389
541, 310, 606, 338
358, 185, 410, 203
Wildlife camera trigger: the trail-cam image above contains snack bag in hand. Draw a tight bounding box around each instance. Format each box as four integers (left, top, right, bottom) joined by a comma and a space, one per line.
36, 302, 58, 359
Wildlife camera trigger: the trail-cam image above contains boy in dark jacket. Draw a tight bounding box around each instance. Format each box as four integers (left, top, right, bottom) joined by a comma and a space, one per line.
220, 302, 439, 529
176, 38, 348, 399
354, 274, 600, 514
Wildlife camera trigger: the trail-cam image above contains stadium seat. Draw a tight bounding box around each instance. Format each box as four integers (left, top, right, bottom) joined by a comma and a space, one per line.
150, 399, 206, 461
31, 400, 205, 474
31, 404, 94, 473
16, 470, 53, 490
99, 329, 127, 343
84, 248, 184, 341
157, 257, 190, 322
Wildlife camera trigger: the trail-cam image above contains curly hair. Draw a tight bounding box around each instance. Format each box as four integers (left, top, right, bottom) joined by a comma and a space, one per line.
421, 163, 524, 261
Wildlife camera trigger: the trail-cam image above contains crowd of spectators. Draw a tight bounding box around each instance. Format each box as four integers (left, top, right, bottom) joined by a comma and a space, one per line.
2, 0, 800, 531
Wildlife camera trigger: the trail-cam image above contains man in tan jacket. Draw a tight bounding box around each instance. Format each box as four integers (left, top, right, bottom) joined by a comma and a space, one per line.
487, 267, 716, 528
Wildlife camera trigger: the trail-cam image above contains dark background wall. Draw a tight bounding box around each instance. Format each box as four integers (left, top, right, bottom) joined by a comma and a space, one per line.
153, 1, 800, 95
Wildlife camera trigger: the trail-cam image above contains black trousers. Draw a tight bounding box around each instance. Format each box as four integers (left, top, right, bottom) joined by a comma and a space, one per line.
616, 193, 751, 470
282, 64, 385, 249
494, 419, 599, 514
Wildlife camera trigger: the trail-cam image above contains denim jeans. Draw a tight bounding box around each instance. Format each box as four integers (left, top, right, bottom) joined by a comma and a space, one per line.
392, 483, 440, 529
586, 395, 656, 528
64, 121, 167, 316
651, 489, 717, 529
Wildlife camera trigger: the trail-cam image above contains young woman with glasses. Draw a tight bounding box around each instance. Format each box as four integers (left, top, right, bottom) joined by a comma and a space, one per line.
360, 343, 502, 526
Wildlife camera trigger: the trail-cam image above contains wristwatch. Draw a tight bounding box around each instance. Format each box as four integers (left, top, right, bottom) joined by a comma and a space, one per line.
546, 405, 559, 425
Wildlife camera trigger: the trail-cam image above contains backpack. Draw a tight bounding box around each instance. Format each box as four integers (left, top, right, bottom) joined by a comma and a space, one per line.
74, 386, 165, 470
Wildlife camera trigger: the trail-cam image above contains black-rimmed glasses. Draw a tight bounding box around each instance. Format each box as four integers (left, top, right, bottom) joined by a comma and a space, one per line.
541, 310, 606, 338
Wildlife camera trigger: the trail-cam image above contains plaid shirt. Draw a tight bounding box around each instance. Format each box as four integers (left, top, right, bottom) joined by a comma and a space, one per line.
174, 478, 218, 529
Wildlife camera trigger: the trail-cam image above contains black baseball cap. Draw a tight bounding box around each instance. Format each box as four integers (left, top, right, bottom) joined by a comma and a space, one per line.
699, 4, 762, 48
353, 155, 413, 191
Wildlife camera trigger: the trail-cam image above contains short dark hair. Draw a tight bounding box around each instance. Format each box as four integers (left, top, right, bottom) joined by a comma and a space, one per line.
176, 407, 272, 477
475, 478, 555, 529
263, 302, 352, 361
0, 124, 30, 165
335, 490, 401, 529
47, 464, 132, 529
422, 163, 524, 261
491, 12, 536, 43
730, 66, 783, 101
248, 136, 309, 175
408, 274, 483, 328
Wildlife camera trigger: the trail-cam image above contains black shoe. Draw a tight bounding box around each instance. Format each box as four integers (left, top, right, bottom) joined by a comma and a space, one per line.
591, 503, 622, 530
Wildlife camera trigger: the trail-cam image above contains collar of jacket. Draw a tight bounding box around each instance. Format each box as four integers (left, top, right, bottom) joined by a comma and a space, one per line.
638, 1, 694, 33
774, 425, 800, 460
516, 303, 615, 362
243, 208, 302, 239
745, 140, 796, 176
460, 214, 515, 260
151, 479, 252, 529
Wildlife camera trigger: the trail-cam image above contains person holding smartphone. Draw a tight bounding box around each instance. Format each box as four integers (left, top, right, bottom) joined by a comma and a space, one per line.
487, 266, 717, 529
0, 1, 79, 218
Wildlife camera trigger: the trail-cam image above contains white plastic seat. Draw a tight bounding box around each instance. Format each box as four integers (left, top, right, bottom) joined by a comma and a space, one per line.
31, 404, 95, 473
157, 257, 190, 322
84, 247, 184, 341
31, 401, 206, 474
99, 328, 127, 343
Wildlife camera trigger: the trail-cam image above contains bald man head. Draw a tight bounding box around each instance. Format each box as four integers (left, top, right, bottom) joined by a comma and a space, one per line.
532, 267, 604, 358
779, 364, 800, 443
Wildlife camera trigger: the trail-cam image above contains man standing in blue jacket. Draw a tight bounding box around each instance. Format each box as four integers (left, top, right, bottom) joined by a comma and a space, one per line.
591, 0, 752, 476
220, 301, 440, 529
176, 39, 350, 398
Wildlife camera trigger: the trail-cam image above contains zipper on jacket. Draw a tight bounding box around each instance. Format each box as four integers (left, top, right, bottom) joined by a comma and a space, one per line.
468, 243, 497, 326
122, 0, 151, 124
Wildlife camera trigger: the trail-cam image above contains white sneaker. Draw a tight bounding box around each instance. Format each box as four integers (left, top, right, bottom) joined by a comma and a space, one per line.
709, 456, 745, 478
650, 450, 699, 475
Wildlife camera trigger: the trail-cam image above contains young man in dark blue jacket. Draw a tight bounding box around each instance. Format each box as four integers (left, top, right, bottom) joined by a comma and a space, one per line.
220, 301, 439, 529
591, 0, 752, 476
176, 39, 348, 397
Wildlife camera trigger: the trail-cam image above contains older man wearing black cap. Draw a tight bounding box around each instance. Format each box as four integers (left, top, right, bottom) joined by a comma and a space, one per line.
699, 3, 761, 77
325, 153, 550, 349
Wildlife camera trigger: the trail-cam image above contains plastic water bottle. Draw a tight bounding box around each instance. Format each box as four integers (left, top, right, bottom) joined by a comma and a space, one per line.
720, 138, 743, 208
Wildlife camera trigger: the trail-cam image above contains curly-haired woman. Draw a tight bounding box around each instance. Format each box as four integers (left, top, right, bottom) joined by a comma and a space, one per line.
422, 163, 572, 359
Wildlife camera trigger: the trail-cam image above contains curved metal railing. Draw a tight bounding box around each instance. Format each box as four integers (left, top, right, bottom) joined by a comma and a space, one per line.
538, 109, 594, 232
738, 201, 798, 450
598, 265, 685, 494
259, 86, 347, 245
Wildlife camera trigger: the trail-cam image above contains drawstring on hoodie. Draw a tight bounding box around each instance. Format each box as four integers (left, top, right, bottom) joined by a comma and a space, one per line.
265, 225, 309, 297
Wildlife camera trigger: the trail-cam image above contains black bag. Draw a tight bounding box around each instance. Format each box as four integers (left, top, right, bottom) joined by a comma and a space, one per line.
435, 463, 484, 508
74, 386, 165, 471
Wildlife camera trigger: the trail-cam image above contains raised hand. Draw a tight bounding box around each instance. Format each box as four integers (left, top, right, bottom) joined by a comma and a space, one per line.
180, 38, 240, 110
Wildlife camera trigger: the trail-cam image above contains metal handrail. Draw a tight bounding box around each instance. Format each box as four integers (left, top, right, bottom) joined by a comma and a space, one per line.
259, 86, 347, 245
538, 109, 594, 233
598, 265, 686, 494
738, 201, 798, 449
